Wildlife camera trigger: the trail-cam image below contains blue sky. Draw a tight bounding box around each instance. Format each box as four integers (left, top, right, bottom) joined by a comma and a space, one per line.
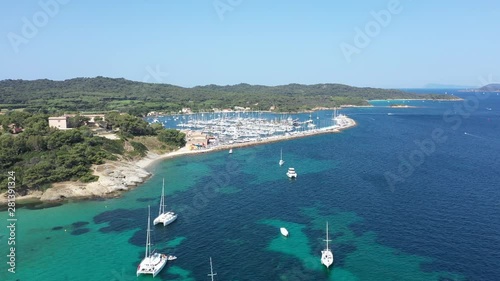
1, 0, 499, 88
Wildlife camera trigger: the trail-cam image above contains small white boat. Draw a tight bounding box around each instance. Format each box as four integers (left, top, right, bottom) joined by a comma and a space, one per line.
286, 168, 297, 179
229, 148, 233, 154
137, 206, 168, 277
279, 148, 285, 166
167, 255, 177, 261
280, 227, 289, 237
153, 179, 177, 226
321, 222, 334, 268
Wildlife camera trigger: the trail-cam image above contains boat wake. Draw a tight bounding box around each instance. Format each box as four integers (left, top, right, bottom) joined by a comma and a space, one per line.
464, 132, 487, 140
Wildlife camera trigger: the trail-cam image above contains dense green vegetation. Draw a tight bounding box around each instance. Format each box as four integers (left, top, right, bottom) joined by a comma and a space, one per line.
0, 77, 459, 114
0, 111, 185, 192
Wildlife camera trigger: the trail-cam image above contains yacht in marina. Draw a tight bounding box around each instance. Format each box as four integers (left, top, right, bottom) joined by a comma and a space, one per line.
153, 179, 177, 226
137, 206, 168, 277
321, 222, 334, 268
286, 168, 297, 179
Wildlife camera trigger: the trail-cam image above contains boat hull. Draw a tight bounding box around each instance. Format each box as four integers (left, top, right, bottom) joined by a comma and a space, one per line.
286, 168, 297, 178
137, 253, 168, 277
153, 212, 177, 226
321, 250, 334, 268
280, 227, 289, 237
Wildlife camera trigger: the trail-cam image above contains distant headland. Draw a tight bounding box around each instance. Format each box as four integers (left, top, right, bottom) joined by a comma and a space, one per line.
0, 77, 460, 114
478, 83, 500, 92
459, 83, 500, 92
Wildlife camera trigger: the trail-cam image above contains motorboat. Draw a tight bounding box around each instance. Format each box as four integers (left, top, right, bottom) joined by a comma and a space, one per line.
280, 227, 289, 237
286, 168, 297, 179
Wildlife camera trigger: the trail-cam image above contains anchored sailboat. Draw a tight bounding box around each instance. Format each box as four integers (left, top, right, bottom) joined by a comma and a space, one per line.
321, 222, 334, 268
208, 257, 217, 281
137, 206, 168, 277
153, 178, 178, 226
279, 148, 285, 166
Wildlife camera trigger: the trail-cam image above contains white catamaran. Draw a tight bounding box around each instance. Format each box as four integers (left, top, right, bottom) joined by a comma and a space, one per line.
208, 257, 217, 281
321, 221, 334, 268
279, 148, 285, 166
137, 206, 168, 277
153, 179, 178, 226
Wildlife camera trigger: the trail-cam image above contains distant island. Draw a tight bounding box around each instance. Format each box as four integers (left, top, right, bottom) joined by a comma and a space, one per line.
459, 83, 500, 92
424, 83, 475, 89
478, 83, 500, 92
0, 77, 460, 114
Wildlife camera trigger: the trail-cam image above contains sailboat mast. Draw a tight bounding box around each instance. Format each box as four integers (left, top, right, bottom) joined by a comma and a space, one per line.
326, 222, 329, 250
159, 178, 165, 215
146, 205, 151, 259
208, 257, 217, 281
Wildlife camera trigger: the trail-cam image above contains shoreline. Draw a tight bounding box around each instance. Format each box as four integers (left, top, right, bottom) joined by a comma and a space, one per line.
139, 116, 356, 169
369, 98, 462, 102
148, 98, 462, 116
1, 117, 356, 205
0, 160, 153, 205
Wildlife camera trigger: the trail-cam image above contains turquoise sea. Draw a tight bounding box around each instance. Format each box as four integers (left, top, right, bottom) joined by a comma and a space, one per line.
1, 90, 499, 280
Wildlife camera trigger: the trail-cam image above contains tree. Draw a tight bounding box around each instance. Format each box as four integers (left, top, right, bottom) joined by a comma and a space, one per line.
47, 130, 84, 150
68, 114, 90, 128
150, 123, 164, 135
157, 129, 186, 147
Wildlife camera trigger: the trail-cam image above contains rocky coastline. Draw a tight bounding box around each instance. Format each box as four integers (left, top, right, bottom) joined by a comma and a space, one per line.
1, 116, 356, 205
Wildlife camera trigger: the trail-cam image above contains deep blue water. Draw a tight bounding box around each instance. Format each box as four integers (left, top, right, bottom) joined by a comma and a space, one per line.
1, 89, 499, 281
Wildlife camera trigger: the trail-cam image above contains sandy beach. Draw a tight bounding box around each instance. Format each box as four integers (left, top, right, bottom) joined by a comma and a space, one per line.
1, 116, 356, 204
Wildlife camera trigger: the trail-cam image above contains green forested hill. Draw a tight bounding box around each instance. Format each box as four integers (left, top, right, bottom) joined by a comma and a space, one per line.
0, 77, 459, 114
0, 111, 186, 192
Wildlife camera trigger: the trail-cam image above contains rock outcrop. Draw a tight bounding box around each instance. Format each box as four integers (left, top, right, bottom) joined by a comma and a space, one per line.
0, 160, 151, 203
39, 161, 151, 201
